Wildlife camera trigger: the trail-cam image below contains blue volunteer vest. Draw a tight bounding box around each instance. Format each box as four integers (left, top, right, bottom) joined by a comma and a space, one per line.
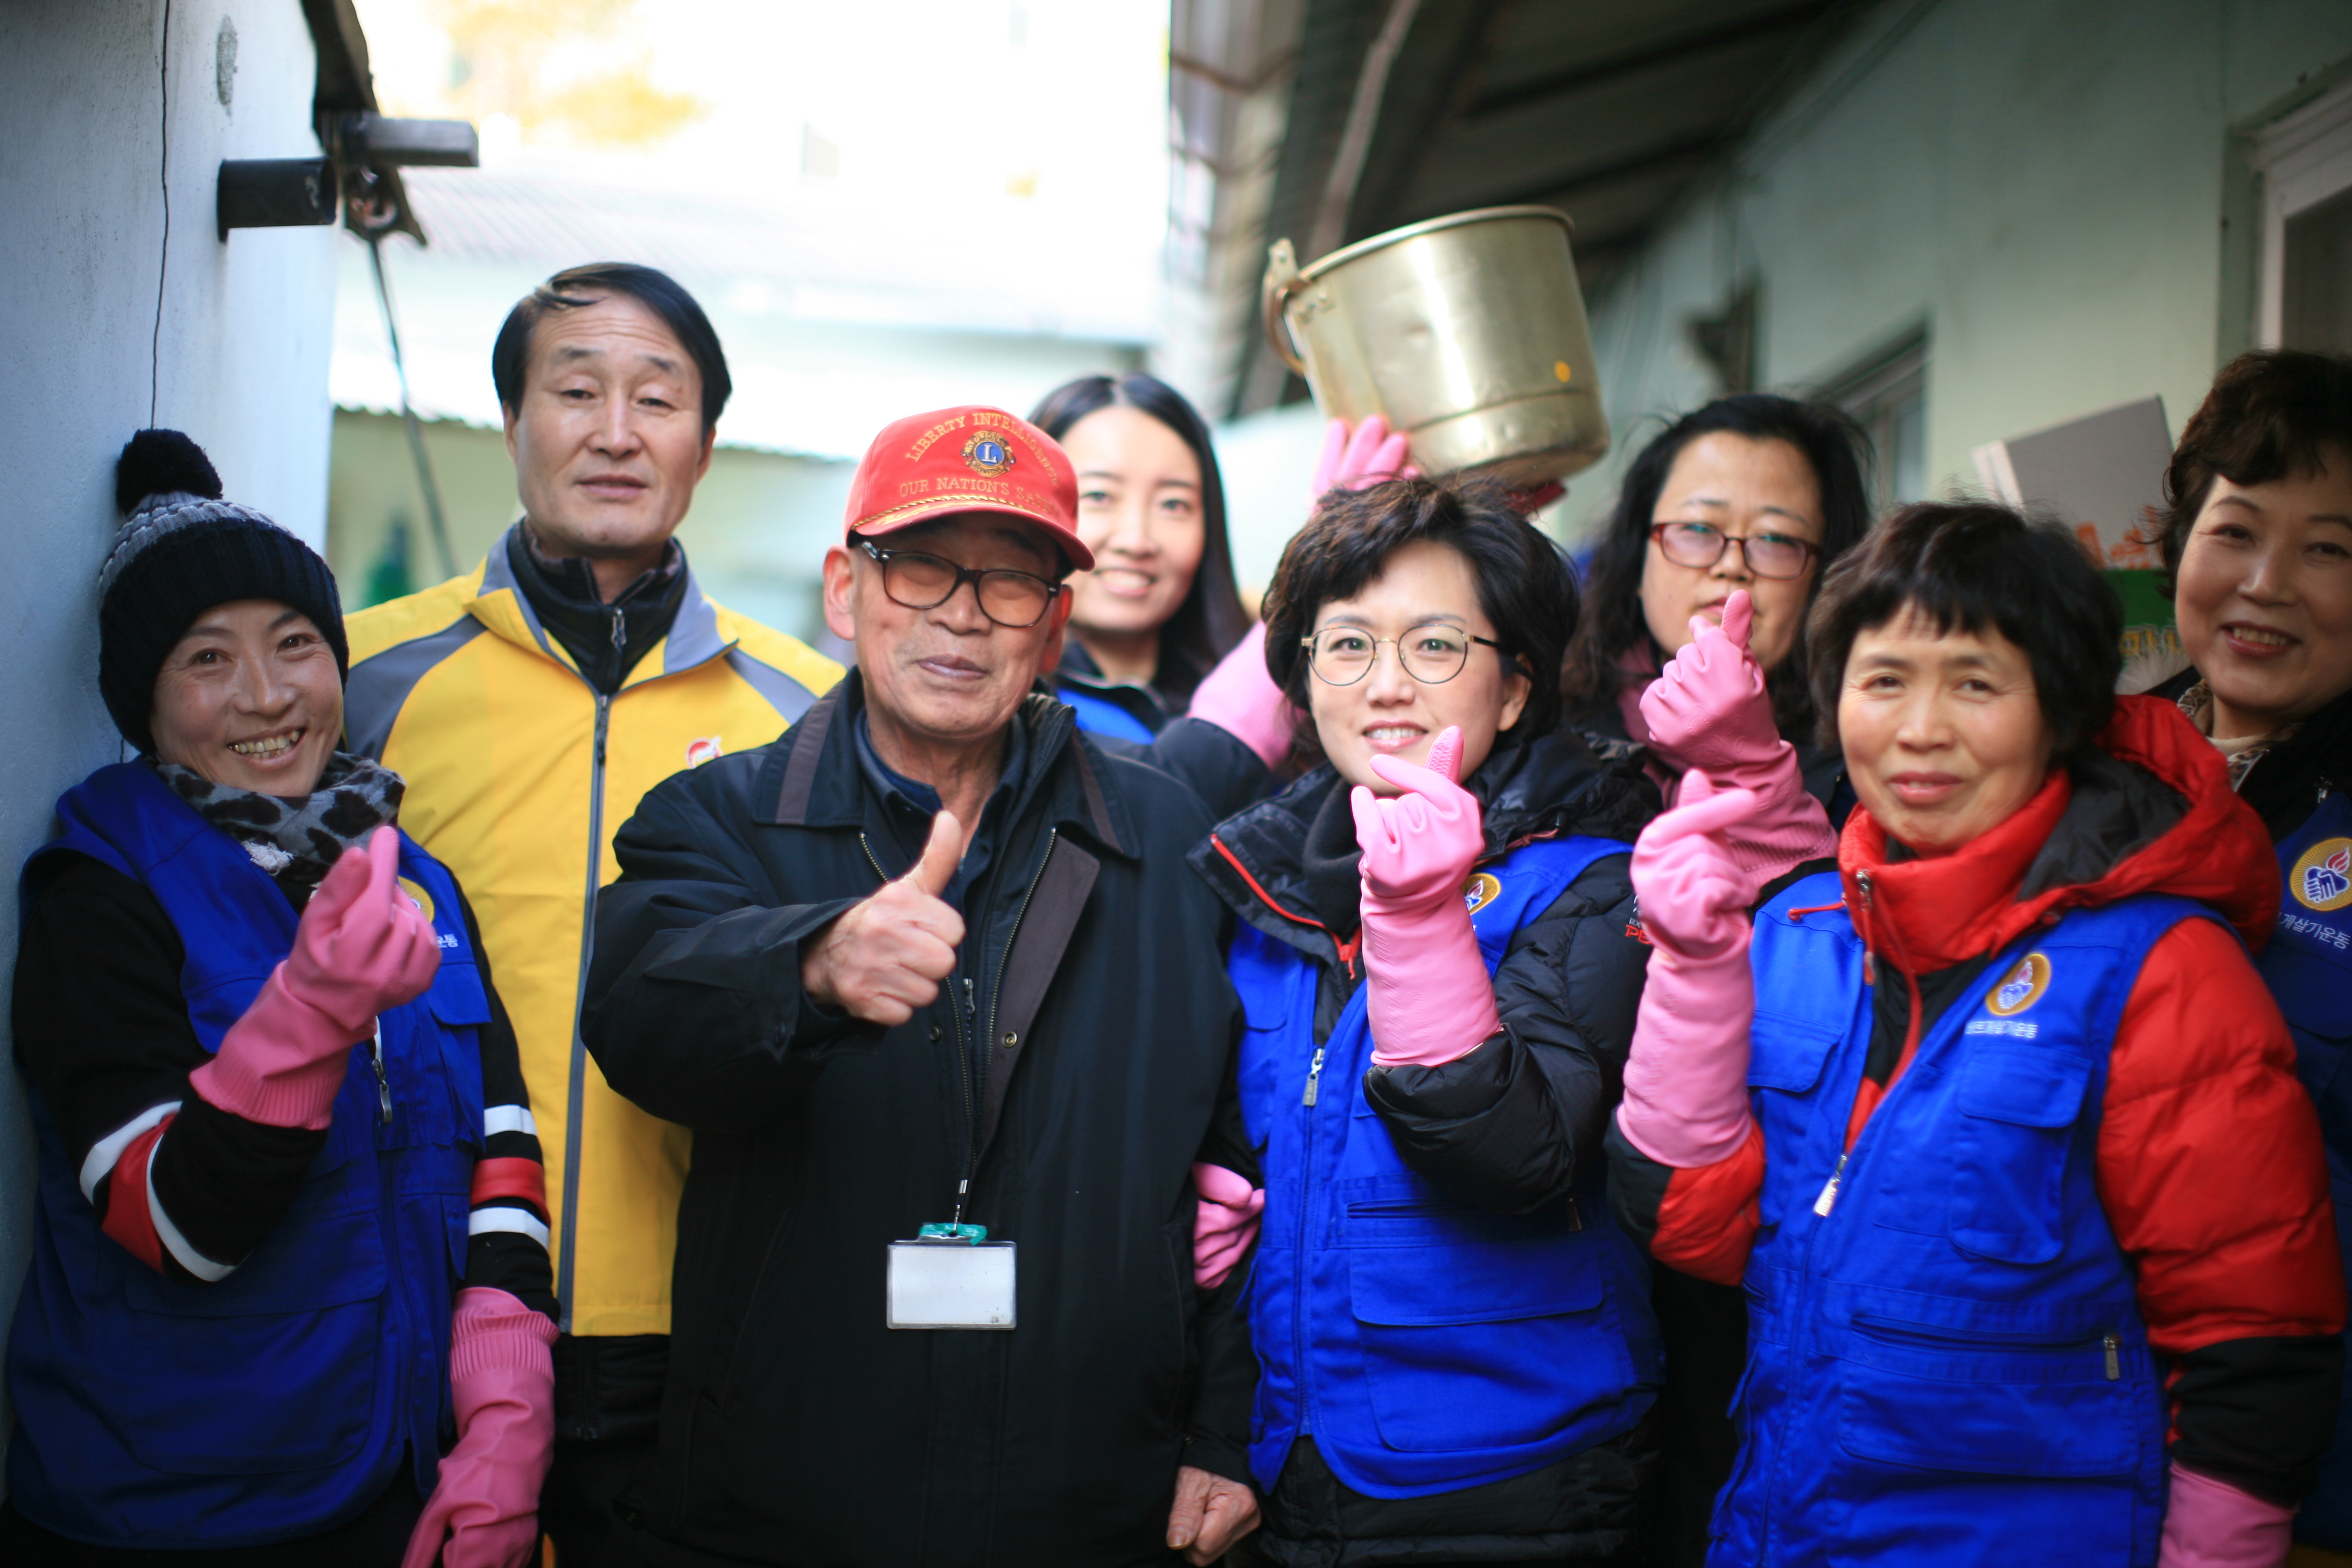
1714, 872, 2199, 1568
5, 762, 489, 1548
1230, 834, 1663, 1499
1056, 683, 1159, 744
2256, 787, 2352, 1550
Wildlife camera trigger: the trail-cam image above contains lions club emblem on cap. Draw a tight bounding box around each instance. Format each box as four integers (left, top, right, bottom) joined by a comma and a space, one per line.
1462, 872, 1502, 915
1986, 951, 2052, 1017
961, 430, 1016, 476
2292, 837, 2352, 911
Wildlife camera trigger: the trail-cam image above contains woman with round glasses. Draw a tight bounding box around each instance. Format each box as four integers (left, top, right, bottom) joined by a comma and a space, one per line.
1189, 476, 1665, 1565
1028, 373, 1252, 741
1563, 395, 1874, 816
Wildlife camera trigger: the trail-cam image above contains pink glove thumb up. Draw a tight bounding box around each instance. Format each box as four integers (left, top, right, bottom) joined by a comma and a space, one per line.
285, 827, 441, 1038
1353, 729, 1484, 913
1630, 769, 1761, 962
1700, 588, 1755, 653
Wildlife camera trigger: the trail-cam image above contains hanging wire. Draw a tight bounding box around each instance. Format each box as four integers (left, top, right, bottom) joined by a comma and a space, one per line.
364, 232, 459, 580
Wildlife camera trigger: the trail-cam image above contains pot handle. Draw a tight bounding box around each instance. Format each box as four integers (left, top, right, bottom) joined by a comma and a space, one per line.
1261, 239, 1308, 376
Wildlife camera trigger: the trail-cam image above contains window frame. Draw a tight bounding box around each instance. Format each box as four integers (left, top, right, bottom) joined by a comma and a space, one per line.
2250, 79, 2352, 350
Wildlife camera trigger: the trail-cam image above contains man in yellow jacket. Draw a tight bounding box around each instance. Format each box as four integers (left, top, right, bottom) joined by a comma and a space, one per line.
344, 263, 841, 1564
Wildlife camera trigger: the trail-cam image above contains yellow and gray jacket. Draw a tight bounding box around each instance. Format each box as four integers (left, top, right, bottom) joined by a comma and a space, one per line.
344, 527, 842, 1338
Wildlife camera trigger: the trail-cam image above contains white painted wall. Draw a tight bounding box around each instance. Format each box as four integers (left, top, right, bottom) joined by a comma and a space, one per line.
0, 0, 339, 1476
1556, 0, 2352, 543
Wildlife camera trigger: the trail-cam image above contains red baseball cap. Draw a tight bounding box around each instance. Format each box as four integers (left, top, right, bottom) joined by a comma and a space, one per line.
841, 405, 1092, 572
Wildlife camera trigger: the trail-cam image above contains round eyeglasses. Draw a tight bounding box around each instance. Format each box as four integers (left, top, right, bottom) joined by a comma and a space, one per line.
859, 539, 1063, 629
1301, 625, 1502, 687
1648, 520, 1819, 581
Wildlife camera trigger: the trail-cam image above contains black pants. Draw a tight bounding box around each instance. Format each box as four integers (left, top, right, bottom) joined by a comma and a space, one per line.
1241, 1414, 1660, 1568
544, 1333, 669, 1568
0, 1467, 423, 1567
1639, 1270, 1746, 1568
542, 1433, 661, 1567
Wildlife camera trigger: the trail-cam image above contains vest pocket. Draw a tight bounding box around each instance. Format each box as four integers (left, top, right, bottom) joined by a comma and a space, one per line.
1948, 1046, 2092, 1264
113, 1209, 386, 1474
1347, 1227, 1627, 1453
1831, 1340, 2144, 1563
1749, 1021, 1838, 1228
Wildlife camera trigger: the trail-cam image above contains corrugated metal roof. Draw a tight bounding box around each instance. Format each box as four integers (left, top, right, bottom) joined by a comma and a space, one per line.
1177, 0, 1865, 416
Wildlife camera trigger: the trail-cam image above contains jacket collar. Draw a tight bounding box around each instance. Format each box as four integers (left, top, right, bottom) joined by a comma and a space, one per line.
2160, 664, 2352, 841
753, 669, 1136, 860
468, 522, 732, 687
1837, 695, 2280, 976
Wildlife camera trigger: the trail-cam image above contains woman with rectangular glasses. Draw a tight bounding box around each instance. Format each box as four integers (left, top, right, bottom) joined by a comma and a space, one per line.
1559, 395, 1871, 1565
1562, 396, 1875, 825
1188, 475, 1667, 1565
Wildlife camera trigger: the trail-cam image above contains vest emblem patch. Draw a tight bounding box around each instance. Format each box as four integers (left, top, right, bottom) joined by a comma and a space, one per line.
685, 735, 724, 768
1464, 872, 1502, 914
1986, 950, 2052, 1017
395, 876, 436, 923
2291, 837, 2352, 911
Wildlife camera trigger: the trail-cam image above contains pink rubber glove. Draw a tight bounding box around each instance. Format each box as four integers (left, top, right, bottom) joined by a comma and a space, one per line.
2157, 1464, 2294, 1568
1311, 416, 1418, 506
191, 826, 442, 1129
1642, 591, 1778, 773
402, 1287, 558, 1568
1188, 621, 1295, 768
1616, 771, 1763, 1169
1640, 591, 1835, 886
1353, 728, 1503, 1068
1192, 1163, 1264, 1289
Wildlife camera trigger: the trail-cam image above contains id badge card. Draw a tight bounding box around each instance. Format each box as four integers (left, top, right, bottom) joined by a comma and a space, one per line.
887, 1225, 1016, 1329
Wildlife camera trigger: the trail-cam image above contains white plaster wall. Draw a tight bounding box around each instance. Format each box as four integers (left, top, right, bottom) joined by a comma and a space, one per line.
0, 0, 338, 1480
1556, 0, 2352, 542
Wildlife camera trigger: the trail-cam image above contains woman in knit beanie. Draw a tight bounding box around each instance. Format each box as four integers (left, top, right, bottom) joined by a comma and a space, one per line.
0, 433, 554, 1567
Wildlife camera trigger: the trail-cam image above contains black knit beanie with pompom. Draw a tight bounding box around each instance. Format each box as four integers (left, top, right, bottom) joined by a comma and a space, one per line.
98, 430, 348, 753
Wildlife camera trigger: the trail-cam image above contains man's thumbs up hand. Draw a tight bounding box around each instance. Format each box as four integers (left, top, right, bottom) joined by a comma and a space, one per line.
801, 810, 969, 1026
905, 809, 962, 900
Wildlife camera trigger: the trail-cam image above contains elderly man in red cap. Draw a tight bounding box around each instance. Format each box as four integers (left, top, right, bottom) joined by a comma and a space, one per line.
583, 407, 1261, 1566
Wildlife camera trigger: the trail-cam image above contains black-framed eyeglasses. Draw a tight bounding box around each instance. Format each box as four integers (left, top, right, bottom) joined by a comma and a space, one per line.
1648, 520, 1819, 581
1300, 624, 1502, 687
859, 539, 1065, 629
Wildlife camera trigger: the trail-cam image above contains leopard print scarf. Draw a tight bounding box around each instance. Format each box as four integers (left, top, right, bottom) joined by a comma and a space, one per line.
153, 752, 405, 893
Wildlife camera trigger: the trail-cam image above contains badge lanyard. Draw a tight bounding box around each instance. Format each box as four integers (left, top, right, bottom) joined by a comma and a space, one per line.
886, 1004, 1016, 1329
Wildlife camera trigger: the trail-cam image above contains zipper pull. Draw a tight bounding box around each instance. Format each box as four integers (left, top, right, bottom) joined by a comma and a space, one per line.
1812, 1151, 1849, 1216
2103, 1332, 2119, 1380
952, 1177, 969, 1229
964, 977, 976, 1016
370, 1027, 394, 1126
1856, 870, 1878, 986
1303, 1046, 1327, 1106
610, 608, 626, 653
1563, 1194, 1583, 1232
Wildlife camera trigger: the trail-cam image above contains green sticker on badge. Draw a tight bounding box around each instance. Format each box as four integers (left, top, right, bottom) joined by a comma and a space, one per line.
916, 1222, 990, 1243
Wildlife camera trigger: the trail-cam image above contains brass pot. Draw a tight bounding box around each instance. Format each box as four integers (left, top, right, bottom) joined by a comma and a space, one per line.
1262, 206, 1608, 487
